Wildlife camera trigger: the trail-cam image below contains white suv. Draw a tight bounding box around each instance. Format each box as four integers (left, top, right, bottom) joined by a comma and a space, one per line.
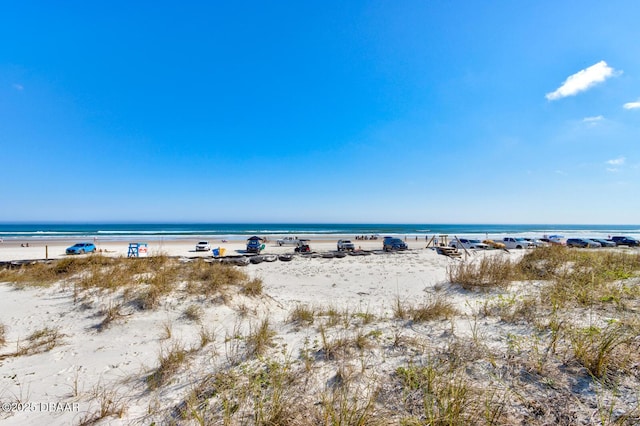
337, 239, 355, 251
195, 241, 211, 251
449, 238, 489, 250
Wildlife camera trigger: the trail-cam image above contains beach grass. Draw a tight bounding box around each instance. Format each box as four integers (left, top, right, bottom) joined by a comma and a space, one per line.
288, 304, 316, 326
0, 255, 263, 315
78, 382, 127, 425
448, 254, 518, 290
146, 341, 193, 390
396, 294, 459, 322
183, 304, 204, 322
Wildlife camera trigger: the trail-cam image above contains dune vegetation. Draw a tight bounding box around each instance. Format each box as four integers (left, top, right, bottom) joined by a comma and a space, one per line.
1, 247, 640, 425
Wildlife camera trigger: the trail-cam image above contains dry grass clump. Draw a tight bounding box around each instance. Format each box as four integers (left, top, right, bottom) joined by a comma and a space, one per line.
178, 360, 307, 425
394, 295, 458, 322
318, 371, 382, 425
130, 285, 164, 311
481, 294, 539, 325
568, 320, 640, 379
317, 325, 376, 360
448, 254, 518, 290
2, 256, 257, 305
0, 255, 121, 287
198, 327, 216, 349
394, 358, 506, 425
289, 304, 316, 326
519, 247, 640, 309
95, 303, 124, 332
0, 327, 65, 359
519, 246, 640, 281
146, 342, 193, 390
186, 260, 247, 296
0, 322, 6, 347
242, 277, 263, 296
318, 305, 346, 328
176, 359, 384, 426
183, 304, 204, 322
245, 319, 276, 358
21, 327, 64, 355
449, 247, 640, 315
78, 382, 127, 425
516, 245, 571, 279
2, 256, 262, 312
354, 309, 376, 325
0, 260, 65, 286
123, 259, 181, 310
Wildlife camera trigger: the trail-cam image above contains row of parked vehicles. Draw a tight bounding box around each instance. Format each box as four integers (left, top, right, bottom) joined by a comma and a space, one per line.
252, 235, 640, 255
63, 234, 640, 258
449, 236, 640, 250
266, 236, 409, 253
565, 236, 639, 248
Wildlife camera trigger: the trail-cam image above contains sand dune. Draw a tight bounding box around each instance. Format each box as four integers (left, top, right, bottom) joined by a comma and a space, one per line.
1, 242, 639, 425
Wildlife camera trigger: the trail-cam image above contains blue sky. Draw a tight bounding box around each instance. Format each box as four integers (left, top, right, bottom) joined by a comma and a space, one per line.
1, 1, 639, 224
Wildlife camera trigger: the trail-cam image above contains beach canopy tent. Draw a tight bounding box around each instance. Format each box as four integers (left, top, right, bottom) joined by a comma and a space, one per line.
247, 236, 264, 241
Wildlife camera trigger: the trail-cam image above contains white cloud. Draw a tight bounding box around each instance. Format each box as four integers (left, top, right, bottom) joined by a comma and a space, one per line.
606, 168, 619, 173
606, 157, 625, 166
546, 61, 620, 101
12, 83, 24, 91
623, 100, 640, 110
583, 115, 603, 123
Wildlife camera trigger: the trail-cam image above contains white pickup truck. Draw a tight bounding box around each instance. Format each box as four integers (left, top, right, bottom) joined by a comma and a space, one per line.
498, 237, 534, 249
276, 237, 300, 246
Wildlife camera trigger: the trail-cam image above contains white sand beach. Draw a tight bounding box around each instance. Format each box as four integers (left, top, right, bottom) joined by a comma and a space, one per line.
1, 240, 639, 425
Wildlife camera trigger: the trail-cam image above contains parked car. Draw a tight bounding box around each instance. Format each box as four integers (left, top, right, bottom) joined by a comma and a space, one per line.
498, 237, 535, 249
246, 236, 264, 253
611, 236, 640, 247
566, 238, 600, 248
294, 239, 311, 253
66, 242, 96, 254
589, 238, 616, 248
276, 237, 300, 246
449, 238, 489, 250
337, 239, 355, 251
195, 241, 211, 251
540, 238, 560, 245
523, 238, 548, 247
383, 237, 408, 251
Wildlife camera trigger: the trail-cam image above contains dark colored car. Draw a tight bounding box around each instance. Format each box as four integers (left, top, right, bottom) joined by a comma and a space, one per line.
66, 242, 97, 254
383, 237, 408, 251
566, 238, 599, 248
246, 236, 264, 253
611, 236, 640, 247
589, 238, 616, 247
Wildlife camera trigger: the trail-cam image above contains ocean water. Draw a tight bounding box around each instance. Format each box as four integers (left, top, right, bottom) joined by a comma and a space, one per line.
0, 223, 639, 241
